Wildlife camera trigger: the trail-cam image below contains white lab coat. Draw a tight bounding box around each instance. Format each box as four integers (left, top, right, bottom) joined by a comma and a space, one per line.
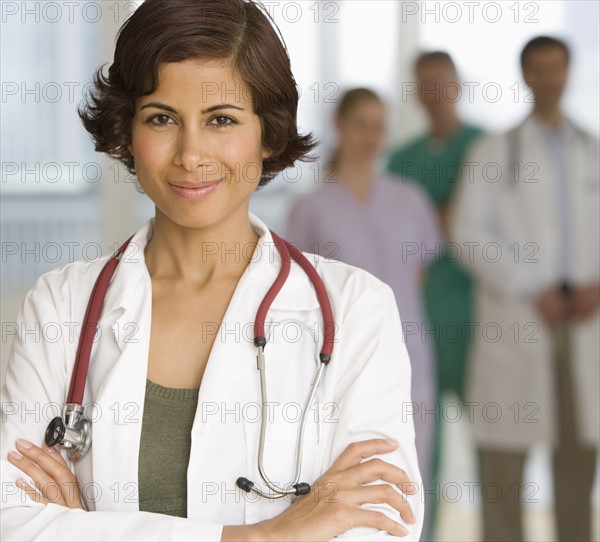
450, 113, 600, 451
1, 212, 424, 541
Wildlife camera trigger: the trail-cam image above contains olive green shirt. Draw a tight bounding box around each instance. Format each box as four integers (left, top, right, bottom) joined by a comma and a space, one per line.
138, 378, 200, 518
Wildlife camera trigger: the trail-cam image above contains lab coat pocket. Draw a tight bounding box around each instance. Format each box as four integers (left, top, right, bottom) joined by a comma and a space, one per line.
242, 314, 323, 524
242, 419, 320, 525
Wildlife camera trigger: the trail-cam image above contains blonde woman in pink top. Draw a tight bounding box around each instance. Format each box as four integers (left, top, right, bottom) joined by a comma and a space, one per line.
287, 88, 443, 542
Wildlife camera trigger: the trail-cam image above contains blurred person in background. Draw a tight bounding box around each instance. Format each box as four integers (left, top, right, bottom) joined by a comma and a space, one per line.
286, 88, 442, 542
386, 51, 484, 539
450, 36, 599, 542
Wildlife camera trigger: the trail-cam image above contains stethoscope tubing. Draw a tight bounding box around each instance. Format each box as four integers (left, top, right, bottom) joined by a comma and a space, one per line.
255, 350, 325, 498
67, 235, 133, 405
244, 230, 334, 498
48, 228, 335, 500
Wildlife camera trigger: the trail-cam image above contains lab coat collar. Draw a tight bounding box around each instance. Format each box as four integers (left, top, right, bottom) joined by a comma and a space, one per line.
522, 111, 585, 143
88, 212, 330, 513
100, 210, 321, 352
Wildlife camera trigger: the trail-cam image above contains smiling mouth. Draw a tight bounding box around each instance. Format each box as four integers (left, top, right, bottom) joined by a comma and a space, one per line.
169, 178, 225, 189
168, 178, 225, 201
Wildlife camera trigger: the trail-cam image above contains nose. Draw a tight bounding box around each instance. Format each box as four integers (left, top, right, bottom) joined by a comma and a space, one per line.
173, 125, 216, 173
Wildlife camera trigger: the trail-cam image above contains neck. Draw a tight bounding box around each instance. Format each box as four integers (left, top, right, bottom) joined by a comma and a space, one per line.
144, 206, 260, 285
335, 156, 375, 201
430, 112, 461, 140
532, 104, 564, 130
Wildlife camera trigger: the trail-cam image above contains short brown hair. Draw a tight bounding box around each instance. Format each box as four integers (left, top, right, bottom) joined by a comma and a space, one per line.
79, 0, 318, 187
414, 51, 457, 76
335, 87, 382, 121
520, 35, 570, 71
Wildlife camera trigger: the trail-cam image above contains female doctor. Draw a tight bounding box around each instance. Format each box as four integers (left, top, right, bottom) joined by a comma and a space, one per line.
0, 1, 423, 540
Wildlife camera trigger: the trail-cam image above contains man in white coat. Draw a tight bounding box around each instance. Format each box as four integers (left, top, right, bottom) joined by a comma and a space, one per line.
450, 36, 599, 542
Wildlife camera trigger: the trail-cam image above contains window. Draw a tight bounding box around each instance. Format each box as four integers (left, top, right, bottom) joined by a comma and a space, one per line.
243, 1, 402, 230
417, 0, 599, 135
0, 2, 142, 291
1, 1, 106, 195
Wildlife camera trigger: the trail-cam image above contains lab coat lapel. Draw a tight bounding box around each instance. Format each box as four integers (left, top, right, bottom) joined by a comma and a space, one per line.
89, 218, 154, 418
102, 219, 154, 352
568, 124, 597, 281
186, 214, 322, 522
194, 211, 321, 405
87, 219, 154, 510
87, 212, 318, 511
100, 212, 319, 355
195, 213, 282, 407
518, 115, 556, 269
89, 282, 152, 511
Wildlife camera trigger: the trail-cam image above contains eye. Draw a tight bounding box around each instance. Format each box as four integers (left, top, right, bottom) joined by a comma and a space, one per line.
209, 115, 237, 128
145, 113, 173, 127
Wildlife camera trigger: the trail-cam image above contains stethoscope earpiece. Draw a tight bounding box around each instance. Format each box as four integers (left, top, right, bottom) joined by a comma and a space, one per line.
236, 477, 254, 492
236, 477, 312, 498
292, 483, 311, 496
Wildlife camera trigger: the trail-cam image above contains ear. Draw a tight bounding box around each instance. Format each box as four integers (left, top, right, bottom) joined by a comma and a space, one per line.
262, 147, 272, 160
127, 143, 134, 156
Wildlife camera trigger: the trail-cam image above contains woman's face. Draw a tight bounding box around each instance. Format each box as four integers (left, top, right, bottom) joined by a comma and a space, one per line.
336, 99, 386, 164
128, 58, 270, 230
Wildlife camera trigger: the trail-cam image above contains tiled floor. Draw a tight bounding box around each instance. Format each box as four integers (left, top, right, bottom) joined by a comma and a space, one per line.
432, 397, 600, 541
435, 501, 600, 541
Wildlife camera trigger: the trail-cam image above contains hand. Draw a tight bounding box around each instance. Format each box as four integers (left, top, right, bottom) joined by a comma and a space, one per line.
570, 282, 600, 323
535, 287, 568, 328
253, 438, 418, 542
7, 438, 85, 510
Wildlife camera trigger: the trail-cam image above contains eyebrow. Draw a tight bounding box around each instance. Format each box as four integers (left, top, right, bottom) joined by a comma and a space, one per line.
139, 102, 245, 114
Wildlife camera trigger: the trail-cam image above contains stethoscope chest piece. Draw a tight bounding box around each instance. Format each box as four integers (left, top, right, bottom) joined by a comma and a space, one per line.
44, 235, 133, 463
45, 404, 92, 462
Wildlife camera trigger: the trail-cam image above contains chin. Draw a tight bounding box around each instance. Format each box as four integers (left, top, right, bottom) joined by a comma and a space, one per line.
158, 206, 223, 231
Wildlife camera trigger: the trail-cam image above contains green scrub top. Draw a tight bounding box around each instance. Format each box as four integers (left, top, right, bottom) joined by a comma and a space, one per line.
387, 124, 483, 399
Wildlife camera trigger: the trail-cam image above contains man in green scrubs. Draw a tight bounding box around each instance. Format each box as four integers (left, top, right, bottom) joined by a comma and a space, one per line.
387, 51, 483, 540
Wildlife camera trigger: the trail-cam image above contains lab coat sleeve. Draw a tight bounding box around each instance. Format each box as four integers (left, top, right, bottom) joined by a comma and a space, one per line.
325, 283, 424, 541
449, 135, 535, 299
1, 273, 224, 541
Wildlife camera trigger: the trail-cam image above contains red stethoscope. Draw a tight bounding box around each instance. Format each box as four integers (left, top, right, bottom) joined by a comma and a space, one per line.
45, 230, 335, 499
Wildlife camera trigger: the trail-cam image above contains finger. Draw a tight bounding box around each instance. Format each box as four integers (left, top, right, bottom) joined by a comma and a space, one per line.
16, 477, 47, 505
345, 507, 410, 538
13, 440, 71, 506
16, 439, 74, 483
7, 450, 64, 506
330, 439, 400, 472
349, 483, 416, 525
42, 442, 71, 467
24, 441, 83, 509
352, 457, 418, 495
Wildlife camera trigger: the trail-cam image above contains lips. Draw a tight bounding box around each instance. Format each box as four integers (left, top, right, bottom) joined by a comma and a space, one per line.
168, 177, 225, 201
169, 178, 224, 189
